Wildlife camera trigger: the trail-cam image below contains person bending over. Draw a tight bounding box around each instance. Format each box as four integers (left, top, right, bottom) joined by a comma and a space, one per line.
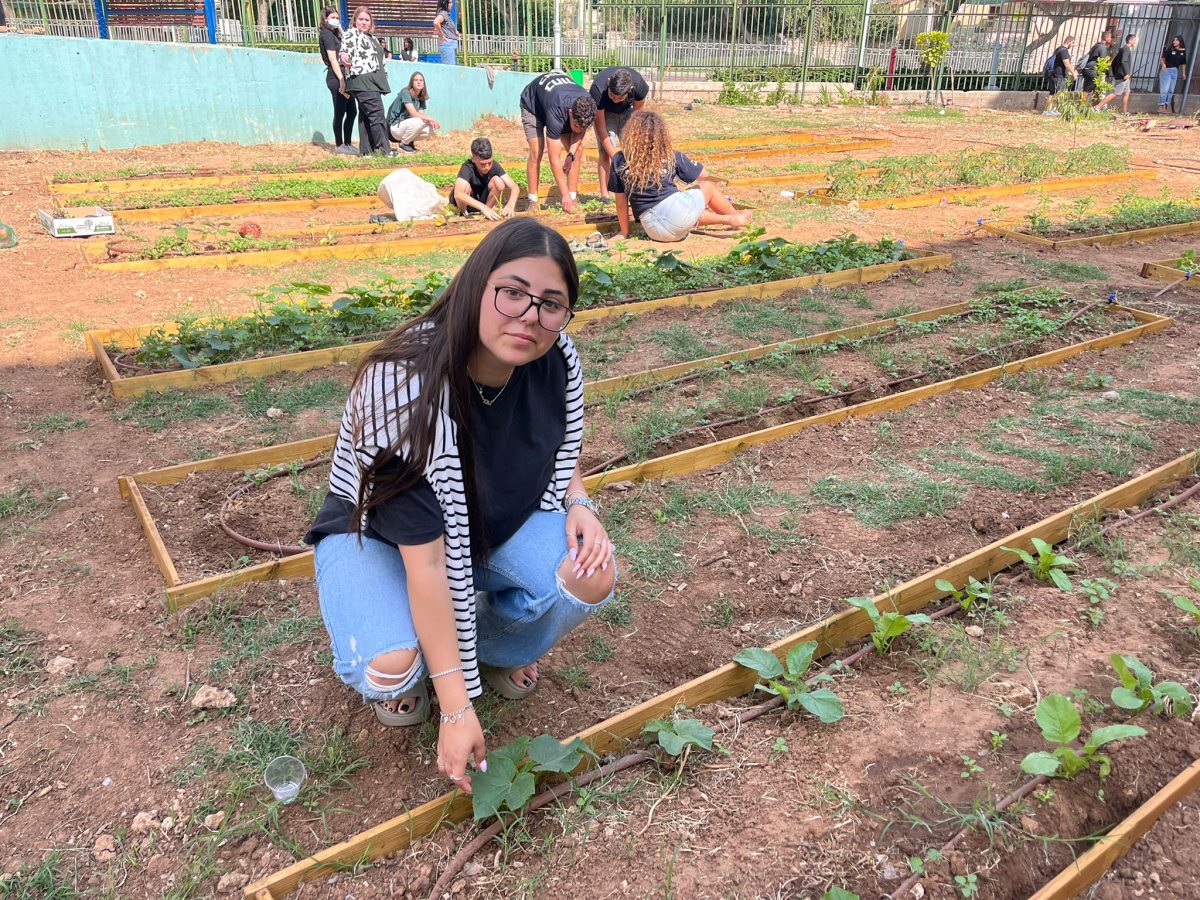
450, 138, 519, 220
589, 66, 649, 201
388, 71, 440, 153
518, 72, 596, 213
610, 110, 751, 243
305, 218, 616, 792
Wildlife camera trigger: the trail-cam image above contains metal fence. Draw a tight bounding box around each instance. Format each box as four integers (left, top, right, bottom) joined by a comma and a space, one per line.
6, 0, 1198, 102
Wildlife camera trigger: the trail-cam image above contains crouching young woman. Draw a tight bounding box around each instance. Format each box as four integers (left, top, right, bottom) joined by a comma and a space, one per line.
305, 218, 616, 792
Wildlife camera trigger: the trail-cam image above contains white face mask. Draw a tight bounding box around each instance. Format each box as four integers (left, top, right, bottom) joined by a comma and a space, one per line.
326, 16, 340, 27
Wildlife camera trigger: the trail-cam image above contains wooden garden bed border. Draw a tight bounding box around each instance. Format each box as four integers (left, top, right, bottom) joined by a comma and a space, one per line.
983, 218, 1200, 250
120, 302, 1167, 610
1140, 258, 1199, 291
809, 169, 1157, 210
1030, 756, 1200, 899
87, 251, 952, 397
242, 447, 1200, 900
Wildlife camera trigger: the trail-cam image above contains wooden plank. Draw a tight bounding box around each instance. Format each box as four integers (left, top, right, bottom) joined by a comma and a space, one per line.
139, 304, 1171, 609
1030, 757, 1200, 900
88, 252, 950, 396
87, 332, 123, 386
118, 476, 182, 587
1141, 259, 1199, 290
814, 170, 1157, 210
132, 435, 339, 486
242, 448, 1200, 900
50, 165, 464, 197
985, 219, 1200, 250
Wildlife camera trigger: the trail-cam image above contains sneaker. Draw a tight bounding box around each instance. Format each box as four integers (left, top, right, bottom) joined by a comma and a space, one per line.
397, 143, 418, 154
334, 144, 358, 156
1041, 109, 1060, 117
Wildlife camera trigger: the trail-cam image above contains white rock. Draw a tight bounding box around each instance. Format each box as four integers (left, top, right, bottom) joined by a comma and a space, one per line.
45, 656, 77, 676
265, 407, 285, 419
92, 834, 116, 862
160, 816, 175, 833
1101, 390, 1120, 401
217, 872, 250, 892
130, 811, 158, 835
191, 685, 238, 709
965, 625, 985, 638
203, 812, 226, 831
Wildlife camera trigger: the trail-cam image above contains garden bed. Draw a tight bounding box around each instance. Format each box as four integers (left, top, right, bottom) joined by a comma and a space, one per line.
980, 195, 1200, 249
242, 435, 1200, 899
88, 239, 948, 396
118, 298, 1170, 609
1140, 252, 1199, 292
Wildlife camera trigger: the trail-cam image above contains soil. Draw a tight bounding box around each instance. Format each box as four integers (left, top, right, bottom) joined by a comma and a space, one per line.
1, 102, 1199, 900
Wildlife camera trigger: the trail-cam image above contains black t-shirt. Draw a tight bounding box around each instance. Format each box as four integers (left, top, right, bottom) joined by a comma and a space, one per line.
1052, 46, 1072, 77
589, 66, 649, 114
1163, 47, 1188, 70
1111, 45, 1133, 79
319, 27, 341, 73
1084, 41, 1111, 71
451, 159, 508, 204
609, 150, 704, 219
519, 73, 589, 139
306, 345, 567, 551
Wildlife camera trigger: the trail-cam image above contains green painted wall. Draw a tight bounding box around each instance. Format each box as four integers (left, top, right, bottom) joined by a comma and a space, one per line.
0, 34, 531, 151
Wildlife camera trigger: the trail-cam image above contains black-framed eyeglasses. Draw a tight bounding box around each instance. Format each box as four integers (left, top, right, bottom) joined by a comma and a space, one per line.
491, 283, 574, 332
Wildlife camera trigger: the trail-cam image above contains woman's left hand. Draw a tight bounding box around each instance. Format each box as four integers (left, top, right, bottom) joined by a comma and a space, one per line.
566, 504, 612, 578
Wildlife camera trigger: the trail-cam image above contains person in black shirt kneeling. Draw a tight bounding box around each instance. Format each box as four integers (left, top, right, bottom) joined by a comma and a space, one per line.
450, 138, 519, 220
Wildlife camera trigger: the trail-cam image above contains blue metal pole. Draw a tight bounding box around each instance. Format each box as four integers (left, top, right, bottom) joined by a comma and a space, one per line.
339, 0, 349, 27
94, 0, 109, 38
204, 0, 217, 42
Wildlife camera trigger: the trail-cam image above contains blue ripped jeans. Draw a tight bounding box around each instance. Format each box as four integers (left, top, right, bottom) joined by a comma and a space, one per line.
313, 510, 617, 701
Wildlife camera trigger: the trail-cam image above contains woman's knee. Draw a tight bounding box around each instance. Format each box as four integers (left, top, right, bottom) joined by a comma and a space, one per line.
364, 647, 421, 692
557, 557, 616, 605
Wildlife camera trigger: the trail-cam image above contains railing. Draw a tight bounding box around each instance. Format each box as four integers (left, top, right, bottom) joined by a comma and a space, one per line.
5, 0, 1197, 104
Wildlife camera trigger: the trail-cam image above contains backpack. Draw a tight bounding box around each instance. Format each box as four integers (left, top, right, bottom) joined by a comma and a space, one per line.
1043, 50, 1058, 79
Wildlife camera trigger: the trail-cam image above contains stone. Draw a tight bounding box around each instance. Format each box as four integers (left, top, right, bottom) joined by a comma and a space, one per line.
1101, 390, 1120, 402
203, 812, 226, 831
191, 685, 238, 709
265, 407, 285, 420
160, 816, 175, 833
965, 625, 984, 638
216, 872, 250, 892
463, 861, 483, 877
92, 834, 117, 863
130, 811, 158, 835
45, 656, 76, 676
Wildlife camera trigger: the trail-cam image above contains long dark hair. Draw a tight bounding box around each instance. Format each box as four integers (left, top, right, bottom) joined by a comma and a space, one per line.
321, 6, 339, 31
350, 219, 579, 553
436, 0, 451, 13
406, 71, 429, 102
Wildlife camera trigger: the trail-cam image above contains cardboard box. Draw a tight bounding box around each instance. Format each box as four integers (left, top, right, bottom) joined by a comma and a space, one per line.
38, 207, 115, 238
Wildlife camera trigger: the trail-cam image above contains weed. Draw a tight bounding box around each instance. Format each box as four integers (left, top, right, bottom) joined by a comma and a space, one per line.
19, 413, 87, 434
734, 643, 845, 723
935, 576, 993, 612
594, 589, 633, 628
0, 853, 80, 898
813, 467, 961, 528
1020, 693, 1145, 779
989, 730, 1008, 751
1163, 515, 1200, 567
705, 597, 736, 628
555, 658, 592, 690
0, 480, 64, 530
955, 873, 980, 898
239, 378, 345, 418
1078, 577, 1117, 626
1026, 258, 1108, 281
914, 618, 1027, 693
117, 391, 232, 431
769, 736, 790, 761
0, 619, 42, 690
585, 635, 614, 662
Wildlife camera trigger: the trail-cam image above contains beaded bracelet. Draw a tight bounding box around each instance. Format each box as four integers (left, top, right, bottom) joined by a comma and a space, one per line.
440, 702, 474, 725
429, 666, 463, 681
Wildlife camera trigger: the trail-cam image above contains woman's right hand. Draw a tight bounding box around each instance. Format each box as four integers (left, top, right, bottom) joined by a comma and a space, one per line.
437, 708, 487, 793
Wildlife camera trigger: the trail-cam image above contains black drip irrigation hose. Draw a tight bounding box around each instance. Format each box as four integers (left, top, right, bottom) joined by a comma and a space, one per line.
218, 457, 325, 556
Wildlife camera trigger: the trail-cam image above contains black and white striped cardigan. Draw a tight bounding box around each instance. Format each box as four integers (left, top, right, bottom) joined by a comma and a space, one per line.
327, 332, 585, 698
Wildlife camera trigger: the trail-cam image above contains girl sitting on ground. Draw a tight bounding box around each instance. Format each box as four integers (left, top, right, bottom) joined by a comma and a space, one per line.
610, 109, 751, 243
305, 218, 616, 792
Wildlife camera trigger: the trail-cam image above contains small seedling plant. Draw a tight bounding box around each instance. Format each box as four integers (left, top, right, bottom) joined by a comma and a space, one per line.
1078, 577, 1117, 626
1110, 655, 1194, 718
1020, 694, 1146, 779
733, 642, 846, 723
935, 576, 992, 611
471, 734, 596, 822
1002, 537, 1076, 591
845, 596, 932, 655
1164, 577, 1200, 636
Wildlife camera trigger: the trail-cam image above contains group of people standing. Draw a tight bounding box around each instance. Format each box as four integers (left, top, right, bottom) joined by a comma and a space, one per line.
1045, 31, 1189, 116
319, 3, 455, 156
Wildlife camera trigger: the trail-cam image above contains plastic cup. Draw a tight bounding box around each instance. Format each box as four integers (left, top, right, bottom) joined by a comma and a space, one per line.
264, 755, 306, 804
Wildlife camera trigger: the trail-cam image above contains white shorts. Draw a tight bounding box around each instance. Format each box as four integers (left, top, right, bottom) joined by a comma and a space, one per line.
638, 188, 705, 242
1112, 79, 1131, 97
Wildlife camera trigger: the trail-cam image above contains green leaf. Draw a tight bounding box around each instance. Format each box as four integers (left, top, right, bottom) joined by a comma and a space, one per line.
489, 736, 531, 767
169, 344, 198, 369
1153, 682, 1194, 717
1085, 724, 1146, 752
845, 596, 880, 622
1049, 568, 1074, 592
471, 756, 535, 821
1173, 595, 1200, 617
1020, 751, 1061, 777
734, 648, 784, 680
1035, 694, 1081, 745
1124, 656, 1153, 688
1002, 544, 1035, 567
798, 688, 846, 724
785, 641, 818, 677
645, 718, 715, 756
935, 579, 958, 594
1110, 654, 1137, 690
527, 735, 591, 774
1111, 686, 1147, 711
822, 889, 860, 900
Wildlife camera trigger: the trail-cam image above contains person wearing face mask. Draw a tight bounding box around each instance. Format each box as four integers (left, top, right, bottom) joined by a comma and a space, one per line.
320, 8, 357, 154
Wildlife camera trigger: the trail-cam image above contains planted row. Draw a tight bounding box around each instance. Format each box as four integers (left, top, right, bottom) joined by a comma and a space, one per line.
827, 143, 1130, 200
1021, 191, 1200, 238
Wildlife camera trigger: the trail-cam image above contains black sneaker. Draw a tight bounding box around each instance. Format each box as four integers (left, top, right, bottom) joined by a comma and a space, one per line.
398, 143, 418, 154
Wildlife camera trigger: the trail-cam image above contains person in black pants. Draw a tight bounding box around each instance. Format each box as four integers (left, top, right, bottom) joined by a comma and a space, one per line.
320, 9, 357, 154
339, 6, 396, 157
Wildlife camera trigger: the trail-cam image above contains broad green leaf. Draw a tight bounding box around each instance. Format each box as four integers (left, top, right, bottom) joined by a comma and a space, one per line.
489, 736, 531, 767
785, 641, 818, 677
1110, 654, 1137, 690
1124, 656, 1153, 688
647, 718, 715, 756
822, 889, 860, 900
527, 735, 590, 774
1057, 747, 1088, 778
734, 648, 784, 680
1031, 537, 1053, 556
907, 613, 933, 626
1085, 724, 1147, 752
1020, 751, 1061, 777
1153, 682, 1194, 717
845, 596, 880, 621
1049, 568, 1073, 592
1111, 686, 1147, 711
798, 688, 846, 724
472, 755, 527, 821
1173, 595, 1200, 617
1002, 545, 1035, 567
935, 579, 958, 594
1035, 694, 1081, 745
1097, 752, 1113, 780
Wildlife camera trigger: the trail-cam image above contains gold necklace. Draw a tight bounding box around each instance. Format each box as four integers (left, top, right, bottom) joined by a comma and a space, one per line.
469, 367, 515, 407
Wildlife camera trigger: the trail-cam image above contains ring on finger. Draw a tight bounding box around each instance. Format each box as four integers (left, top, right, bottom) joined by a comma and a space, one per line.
448, 774, 462, 782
